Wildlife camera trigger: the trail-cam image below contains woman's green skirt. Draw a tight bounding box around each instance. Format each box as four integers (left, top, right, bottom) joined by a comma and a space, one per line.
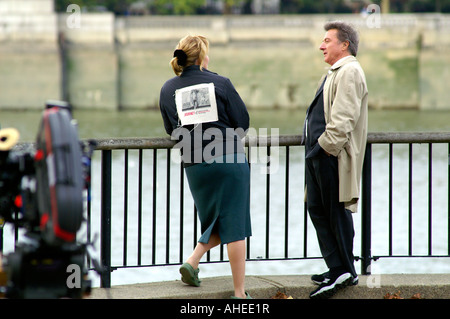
185, 153, 252, 245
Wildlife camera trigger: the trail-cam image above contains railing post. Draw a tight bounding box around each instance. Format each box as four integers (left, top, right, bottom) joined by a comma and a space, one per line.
361, 143, 372, 275
100, 150, 112, 288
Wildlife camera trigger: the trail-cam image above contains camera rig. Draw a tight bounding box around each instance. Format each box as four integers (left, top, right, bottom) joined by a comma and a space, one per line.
0, 101, 101, 299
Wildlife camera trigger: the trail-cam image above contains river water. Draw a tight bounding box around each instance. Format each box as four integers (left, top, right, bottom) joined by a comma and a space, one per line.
2, 108, 450, 142
1, 108, 450, 287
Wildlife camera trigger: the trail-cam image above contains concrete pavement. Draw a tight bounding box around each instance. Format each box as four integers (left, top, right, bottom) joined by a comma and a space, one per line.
87, 274, 450, 299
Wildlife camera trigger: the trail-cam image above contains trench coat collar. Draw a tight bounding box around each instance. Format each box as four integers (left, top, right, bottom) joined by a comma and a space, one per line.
328, 55, 356, 73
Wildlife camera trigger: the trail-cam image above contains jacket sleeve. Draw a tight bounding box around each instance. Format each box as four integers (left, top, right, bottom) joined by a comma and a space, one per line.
318, 65, 364, 156
159, 87, 176, 136
224, 78, 250, 138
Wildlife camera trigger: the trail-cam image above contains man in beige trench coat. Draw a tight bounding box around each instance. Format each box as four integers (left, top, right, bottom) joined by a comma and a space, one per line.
302, 21, 368, 299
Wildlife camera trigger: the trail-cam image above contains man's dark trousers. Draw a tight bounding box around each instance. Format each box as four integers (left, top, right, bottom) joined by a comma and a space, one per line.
303, 76, 357, 279
305, 152, 357, 278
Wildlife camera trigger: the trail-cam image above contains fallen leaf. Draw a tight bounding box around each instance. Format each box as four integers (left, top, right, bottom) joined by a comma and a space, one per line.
271, 291, 293, 299
384, 291, 423, 299
384, 291, 403, 299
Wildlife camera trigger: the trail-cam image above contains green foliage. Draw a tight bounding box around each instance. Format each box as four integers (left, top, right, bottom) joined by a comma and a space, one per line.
280, 0, 353, 14
55, 0, 135, 14
54, 0, 450, 15
152, 0, 205, 15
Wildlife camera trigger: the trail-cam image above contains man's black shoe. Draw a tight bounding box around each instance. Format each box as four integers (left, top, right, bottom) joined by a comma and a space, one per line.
311, 271, 359, 286
309, 272, 353, 299
311, 271, 329, 285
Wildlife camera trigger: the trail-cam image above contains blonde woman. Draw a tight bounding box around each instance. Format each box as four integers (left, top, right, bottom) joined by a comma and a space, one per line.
159, 35, 252, 299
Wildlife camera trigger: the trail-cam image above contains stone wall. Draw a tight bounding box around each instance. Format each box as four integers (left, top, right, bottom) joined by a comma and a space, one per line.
111, 14, 450, 110
0, 0, 59, 109
1, 3, 449, 110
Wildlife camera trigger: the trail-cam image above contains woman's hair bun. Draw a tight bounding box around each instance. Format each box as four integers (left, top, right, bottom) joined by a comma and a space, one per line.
173, 49, 188, 67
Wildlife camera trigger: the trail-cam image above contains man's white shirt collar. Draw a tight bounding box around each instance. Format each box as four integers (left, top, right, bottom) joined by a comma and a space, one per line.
328, 55, 354, 74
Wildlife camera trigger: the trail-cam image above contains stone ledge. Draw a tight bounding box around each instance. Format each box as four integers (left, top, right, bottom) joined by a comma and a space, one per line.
87, 274, 450, 299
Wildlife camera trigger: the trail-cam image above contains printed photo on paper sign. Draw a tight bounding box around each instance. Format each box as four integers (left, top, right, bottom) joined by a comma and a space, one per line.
175, 83, 218, 126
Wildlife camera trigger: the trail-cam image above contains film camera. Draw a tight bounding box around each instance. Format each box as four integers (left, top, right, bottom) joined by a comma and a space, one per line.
0, 101, 101, 299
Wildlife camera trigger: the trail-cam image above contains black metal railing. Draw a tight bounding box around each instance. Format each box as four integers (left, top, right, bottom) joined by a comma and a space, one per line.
3, 133, 449, 288
89, 132, 450, 288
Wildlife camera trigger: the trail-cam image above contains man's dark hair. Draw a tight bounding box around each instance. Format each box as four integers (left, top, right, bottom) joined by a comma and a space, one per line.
324, 21, 359, 57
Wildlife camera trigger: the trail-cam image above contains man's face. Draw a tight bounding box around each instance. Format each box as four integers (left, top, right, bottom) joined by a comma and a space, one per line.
319, 29, 349, 65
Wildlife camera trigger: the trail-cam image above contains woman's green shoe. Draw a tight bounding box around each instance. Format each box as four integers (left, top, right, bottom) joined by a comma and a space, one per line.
231, 292, 252, 299
179, 263, 201, 287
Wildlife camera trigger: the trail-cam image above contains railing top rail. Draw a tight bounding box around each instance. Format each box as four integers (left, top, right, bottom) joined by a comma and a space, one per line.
93, 137, 175, 150
13, 132, 450, 151
367, 132, 450, 144
89, 132, 450, 151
